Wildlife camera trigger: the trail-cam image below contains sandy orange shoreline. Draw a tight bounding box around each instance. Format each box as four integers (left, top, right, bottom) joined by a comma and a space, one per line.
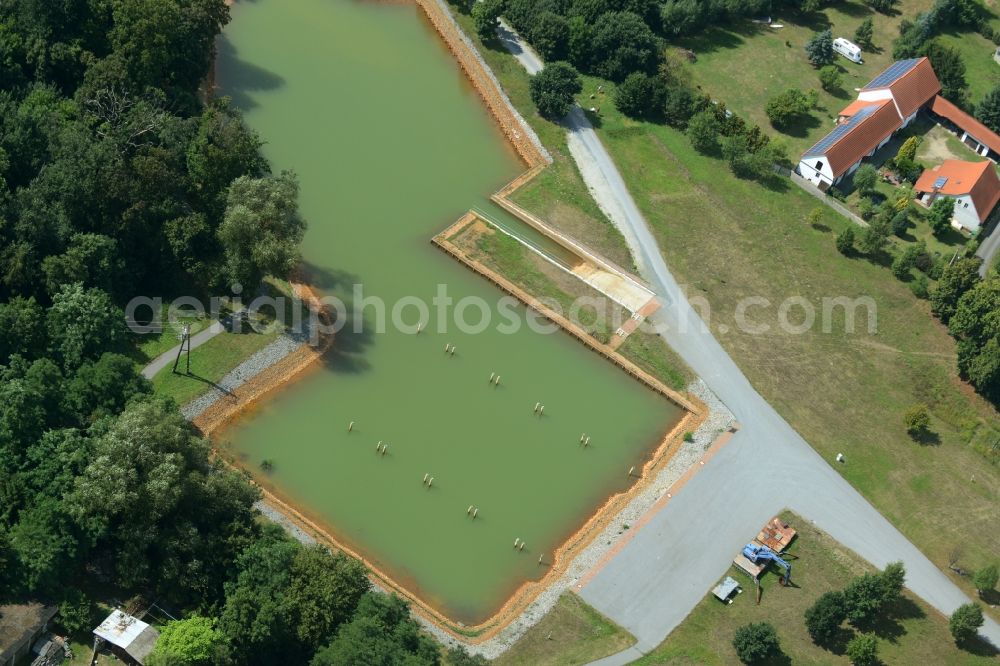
203, 0, 711, 643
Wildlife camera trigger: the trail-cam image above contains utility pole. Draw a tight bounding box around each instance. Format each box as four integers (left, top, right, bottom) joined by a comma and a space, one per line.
172, 324, 191, 375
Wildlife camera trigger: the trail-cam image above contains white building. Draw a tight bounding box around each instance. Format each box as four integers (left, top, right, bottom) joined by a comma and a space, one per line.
914, 159, 1000, 234
798, 58, 942, 189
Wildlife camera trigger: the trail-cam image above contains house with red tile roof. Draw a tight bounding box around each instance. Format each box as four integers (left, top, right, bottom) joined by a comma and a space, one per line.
914, 159, 1000, 234
798, 58, 941, 189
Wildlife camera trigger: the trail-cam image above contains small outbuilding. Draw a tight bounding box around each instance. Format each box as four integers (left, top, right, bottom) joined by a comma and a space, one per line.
914, 159, 1000, 234
93, 610, 160, 666
0, 603, 58, 666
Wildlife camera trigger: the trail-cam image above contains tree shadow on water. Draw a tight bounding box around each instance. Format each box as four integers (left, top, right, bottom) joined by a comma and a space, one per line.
298, 263, 376, 376
215, 35, 286, 111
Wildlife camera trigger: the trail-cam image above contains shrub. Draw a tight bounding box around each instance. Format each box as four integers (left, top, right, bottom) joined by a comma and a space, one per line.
765, 88, 816, 128
818, 65, 841, 92
928, 196, 954, 235
804, 591, 847, 643
686, 110, 721, 154
836, 227, 855, 255
57, 589, 93, 635
614, 72, 665, 120
855, 17, 875, 48
807, 208, 824, 227
866, 0, 898, 14
853, 164, 878, 194
846, 632, 879, 666
973, 564, 998, 596
910, 273, 930, 299
904, 404, 931, 435
732, 622, 781, 664
949, 603, 984, 644
890, 210, 910, 236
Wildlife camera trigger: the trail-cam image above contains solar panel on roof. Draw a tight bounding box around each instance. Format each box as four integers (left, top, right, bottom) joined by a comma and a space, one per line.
803, 104, 880, 156
933, 176, 948, 189
864, 58, 921, 90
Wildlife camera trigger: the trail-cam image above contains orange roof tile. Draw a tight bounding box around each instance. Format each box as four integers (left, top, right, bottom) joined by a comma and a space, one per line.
929, 95, 1000, 154
838, 99, 883, 118
804, 100, 902, 178
861, 57, 941, 119
886, 58, 941, 118
915, 159, 1000, 222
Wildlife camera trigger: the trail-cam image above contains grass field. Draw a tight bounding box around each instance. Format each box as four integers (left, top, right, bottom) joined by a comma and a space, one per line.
635, 512, 997, 665
448, 2, 1000, 619
936, 30, 1000, 107
145, 277, 305, 406
676, 1, 936, 155
494, 593, 635, 666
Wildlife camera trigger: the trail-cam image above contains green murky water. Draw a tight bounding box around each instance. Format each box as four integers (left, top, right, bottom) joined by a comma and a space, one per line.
217, 0, 681, 624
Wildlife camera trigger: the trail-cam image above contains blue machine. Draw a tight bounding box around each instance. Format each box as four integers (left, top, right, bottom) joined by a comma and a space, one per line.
742, 543, 791, 585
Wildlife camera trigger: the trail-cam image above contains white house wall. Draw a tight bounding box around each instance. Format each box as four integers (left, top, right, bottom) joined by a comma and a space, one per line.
952, 194, 981, 233
798, 157, 834, 187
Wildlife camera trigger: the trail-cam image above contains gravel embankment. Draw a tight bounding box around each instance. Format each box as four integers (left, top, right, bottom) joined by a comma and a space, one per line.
181, 326, 309, 421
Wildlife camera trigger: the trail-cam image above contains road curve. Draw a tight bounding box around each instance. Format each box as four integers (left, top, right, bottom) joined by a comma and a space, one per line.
495, 21, 1000, 658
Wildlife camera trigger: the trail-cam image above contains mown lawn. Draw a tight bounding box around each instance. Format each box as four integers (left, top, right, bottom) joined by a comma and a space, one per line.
936, 30, 1000, 107
494, 592, 636, 666
150, 329, 281, 406
592, 101, 1000, 618
146, 277, 307, 406
635, 512, 997, 665
448, 0, 1000, 621
675, 0, 935, 155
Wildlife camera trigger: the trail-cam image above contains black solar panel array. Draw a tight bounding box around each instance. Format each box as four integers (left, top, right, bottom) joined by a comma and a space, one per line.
803, 104, 880, 157
863, 58, 921, 90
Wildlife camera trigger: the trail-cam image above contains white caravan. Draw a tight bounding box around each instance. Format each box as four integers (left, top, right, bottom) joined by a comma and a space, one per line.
833, 38, 863, 64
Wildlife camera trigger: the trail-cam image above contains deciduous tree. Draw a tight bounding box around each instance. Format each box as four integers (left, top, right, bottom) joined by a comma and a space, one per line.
529, 61, 582, 120
732, 622, 781, 664
804, 591, 846, 643
949, 602, 984, 644
218, 171, 306, 290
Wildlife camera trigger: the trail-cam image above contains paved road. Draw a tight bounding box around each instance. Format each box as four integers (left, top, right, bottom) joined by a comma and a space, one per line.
976, 219, 1000, 277
495, 21, 1000, 657
141, 322, 225, 379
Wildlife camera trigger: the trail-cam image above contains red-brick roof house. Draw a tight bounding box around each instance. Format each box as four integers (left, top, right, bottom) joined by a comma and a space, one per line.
798, 58, 940, 189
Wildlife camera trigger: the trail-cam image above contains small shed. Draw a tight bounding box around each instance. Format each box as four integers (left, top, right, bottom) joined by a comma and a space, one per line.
0, 603, 58, 666
94, 611, 159, 666
712, 576, 742, 603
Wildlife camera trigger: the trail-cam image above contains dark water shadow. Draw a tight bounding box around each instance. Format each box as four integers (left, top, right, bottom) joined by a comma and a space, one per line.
215, 34, 286, 111
299, 263, 377, 376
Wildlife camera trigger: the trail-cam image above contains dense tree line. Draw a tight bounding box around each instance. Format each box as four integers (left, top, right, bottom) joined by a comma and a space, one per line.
0, 1, 468, 663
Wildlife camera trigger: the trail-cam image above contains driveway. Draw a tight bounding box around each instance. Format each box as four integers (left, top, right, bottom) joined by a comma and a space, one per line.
494, 21, 1000, 656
